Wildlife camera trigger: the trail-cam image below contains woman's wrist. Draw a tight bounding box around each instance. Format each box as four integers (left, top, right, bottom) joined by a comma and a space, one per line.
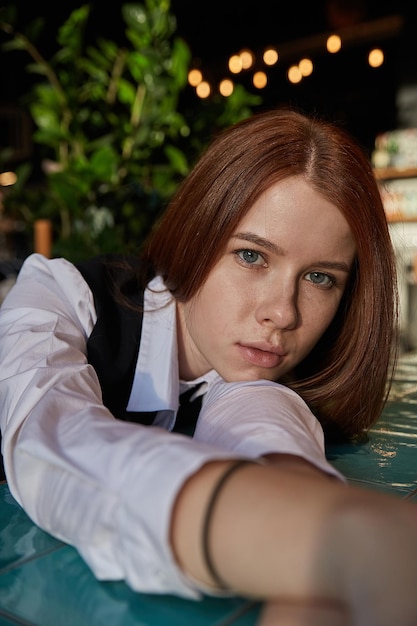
170, 458, 336, 596
170, 459, 249, 589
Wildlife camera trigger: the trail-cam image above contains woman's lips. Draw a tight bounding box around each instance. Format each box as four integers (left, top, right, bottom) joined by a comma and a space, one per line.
236, 344, 285, 368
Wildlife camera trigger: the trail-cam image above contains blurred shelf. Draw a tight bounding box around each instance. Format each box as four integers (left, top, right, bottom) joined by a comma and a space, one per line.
375, 167, 417, 223
374, 167, 417, 180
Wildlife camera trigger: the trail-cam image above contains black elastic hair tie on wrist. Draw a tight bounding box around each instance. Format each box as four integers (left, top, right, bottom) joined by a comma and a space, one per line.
202, 459, 254, 590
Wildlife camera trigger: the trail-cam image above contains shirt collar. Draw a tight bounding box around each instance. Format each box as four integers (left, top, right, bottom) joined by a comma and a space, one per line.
126, 275, 217, 415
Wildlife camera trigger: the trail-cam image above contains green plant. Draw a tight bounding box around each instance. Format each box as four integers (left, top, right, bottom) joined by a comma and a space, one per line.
0, 1, 261, 260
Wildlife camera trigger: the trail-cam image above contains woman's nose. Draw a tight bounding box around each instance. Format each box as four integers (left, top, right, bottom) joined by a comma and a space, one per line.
255, 285, 299, 330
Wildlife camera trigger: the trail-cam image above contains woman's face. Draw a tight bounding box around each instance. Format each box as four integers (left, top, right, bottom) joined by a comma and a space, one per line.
176, 176, 356, 382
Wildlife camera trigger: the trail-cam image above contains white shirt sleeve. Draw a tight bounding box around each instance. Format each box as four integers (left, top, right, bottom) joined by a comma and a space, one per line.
194, 375, 345, 481
0, 254, 242, 599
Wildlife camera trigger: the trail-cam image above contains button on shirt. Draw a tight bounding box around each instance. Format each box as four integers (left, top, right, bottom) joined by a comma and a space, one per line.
0, 253, 344, 599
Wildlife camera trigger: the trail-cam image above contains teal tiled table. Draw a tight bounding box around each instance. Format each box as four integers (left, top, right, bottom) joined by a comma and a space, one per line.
1, 353, 417, 625
327, 350, 417, 500
0, 483, 261, 626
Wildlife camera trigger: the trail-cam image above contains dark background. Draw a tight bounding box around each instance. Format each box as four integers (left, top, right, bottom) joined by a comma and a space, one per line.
1, 0, 416, 154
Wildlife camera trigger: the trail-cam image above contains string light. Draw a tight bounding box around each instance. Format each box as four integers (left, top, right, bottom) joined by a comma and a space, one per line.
196, 81, 211, 98
0, 171, 17, 186
228, 54, 243, 73
219, 79, 234, 96
263, 48, 279, 66
188, 68, 203, 87
299, 58, 313, 76
288, 65, 302, 84
326, 34, 342, 53
239, 49, 254, 69
368, 48, 384, 67
253, 71, 268, 89
188, 27, 388, 99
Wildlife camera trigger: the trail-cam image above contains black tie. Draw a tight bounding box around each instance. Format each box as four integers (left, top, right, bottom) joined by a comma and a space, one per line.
173, 385, 203, 435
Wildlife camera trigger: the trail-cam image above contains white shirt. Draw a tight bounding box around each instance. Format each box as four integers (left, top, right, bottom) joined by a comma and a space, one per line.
0, 253, 344, 599
125, 273, 217, 429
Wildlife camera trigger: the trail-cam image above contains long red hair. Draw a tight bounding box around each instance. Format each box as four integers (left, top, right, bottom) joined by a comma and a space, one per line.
142, 107, 398, 437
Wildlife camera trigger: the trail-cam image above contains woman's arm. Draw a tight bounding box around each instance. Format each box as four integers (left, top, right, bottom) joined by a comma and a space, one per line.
0, 254, 242, 598
180, 375, 417, 624
171, 455, 417, 626
194, 376, 343, 479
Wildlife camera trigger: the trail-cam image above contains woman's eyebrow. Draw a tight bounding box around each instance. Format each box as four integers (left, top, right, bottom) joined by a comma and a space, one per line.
316, 260, 352, 273
232, 232, 284, 255
232, 231, 351, 273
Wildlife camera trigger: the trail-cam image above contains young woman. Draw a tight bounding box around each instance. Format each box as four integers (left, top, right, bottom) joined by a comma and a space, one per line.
1, 107, 416, 626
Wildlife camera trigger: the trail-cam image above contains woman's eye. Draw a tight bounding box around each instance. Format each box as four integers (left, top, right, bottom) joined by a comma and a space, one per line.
306, 271, 333, 287
236, 249, 265, 266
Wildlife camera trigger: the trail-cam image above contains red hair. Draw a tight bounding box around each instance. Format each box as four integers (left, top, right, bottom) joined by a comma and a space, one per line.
142, 107, 398, 437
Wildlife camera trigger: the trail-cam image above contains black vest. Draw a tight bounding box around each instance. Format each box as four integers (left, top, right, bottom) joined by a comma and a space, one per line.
0, 256, 202, 481
76, 255, 202, 432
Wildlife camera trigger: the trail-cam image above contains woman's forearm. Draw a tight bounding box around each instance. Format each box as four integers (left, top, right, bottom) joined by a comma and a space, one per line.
171, 458, 348, 595
170, 457, 417, 625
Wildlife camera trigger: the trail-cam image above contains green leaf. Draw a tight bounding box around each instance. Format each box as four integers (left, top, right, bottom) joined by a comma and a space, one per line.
25, 62, 50, 77
169, 37, 191, 85
49, 171, 88, 212
117, 78, 137, 105
164, 143, 189, 175
57, 5, 90, 51
89, 146, 119, 180
122, 4, 149, 32
148, 6, 175, 39
127, 50, 151, 78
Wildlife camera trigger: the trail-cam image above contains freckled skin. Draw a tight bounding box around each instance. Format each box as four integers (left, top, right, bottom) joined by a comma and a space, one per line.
176, 176, 356, 382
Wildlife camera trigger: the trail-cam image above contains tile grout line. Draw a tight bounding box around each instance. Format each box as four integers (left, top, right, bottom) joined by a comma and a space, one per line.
0, 607, 37, 626
0, 543, 66, 576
